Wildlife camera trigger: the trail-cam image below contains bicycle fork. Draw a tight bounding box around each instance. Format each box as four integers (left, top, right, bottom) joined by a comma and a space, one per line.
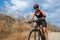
34, 27, 40, 40
34, 31, 36, 40
38, 27, 40, 40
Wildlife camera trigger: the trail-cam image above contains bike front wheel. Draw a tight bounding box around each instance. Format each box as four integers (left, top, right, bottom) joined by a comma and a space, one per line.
27, 28, 42, 40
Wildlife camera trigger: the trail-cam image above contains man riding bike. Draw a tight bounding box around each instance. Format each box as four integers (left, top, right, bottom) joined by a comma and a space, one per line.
29, 4, 48, 40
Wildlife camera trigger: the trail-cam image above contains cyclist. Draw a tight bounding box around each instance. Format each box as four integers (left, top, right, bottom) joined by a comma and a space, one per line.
30, 4, 48, 40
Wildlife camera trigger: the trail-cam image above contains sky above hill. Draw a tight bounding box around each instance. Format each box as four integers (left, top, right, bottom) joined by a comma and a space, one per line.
0, 0, 60, 27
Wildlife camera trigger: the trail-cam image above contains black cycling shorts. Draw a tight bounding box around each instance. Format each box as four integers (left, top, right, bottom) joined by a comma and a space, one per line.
35, 19, 47, 27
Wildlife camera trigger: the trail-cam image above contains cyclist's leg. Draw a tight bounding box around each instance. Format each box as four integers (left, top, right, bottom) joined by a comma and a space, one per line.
43, 27, 48, 40
42, 19, 48, 40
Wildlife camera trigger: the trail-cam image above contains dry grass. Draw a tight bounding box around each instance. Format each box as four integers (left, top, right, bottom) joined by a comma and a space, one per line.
0, 19, 32, 40
0, 14, 60, 40
2, 31, 28, 40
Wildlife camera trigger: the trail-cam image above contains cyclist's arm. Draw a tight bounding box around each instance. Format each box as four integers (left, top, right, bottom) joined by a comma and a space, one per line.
41, 10, 46, 18
31, 14, 35, 21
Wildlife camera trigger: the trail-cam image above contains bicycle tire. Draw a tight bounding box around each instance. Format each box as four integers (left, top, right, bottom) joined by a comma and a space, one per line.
27, 28, 42, 40
41, 34, 46, 40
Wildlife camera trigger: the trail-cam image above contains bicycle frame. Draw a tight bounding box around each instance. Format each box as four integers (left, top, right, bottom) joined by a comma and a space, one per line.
27, 20, 45, 40
29, 25, 44, 40
34, 25, 44, 36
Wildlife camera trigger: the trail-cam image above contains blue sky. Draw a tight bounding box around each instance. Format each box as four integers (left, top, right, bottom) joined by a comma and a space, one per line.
0, 0, 60, 27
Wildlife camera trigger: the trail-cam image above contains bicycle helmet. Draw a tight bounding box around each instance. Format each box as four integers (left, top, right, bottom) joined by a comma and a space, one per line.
33, 4, 39, 9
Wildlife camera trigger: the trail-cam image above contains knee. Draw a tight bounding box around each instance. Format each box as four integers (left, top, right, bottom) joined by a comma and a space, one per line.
43, 27, 47, 33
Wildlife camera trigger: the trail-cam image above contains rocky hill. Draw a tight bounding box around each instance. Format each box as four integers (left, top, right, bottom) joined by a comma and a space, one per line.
0, 14, 60, 40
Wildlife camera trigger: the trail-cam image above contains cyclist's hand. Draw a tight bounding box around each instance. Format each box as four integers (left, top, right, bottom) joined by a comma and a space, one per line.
28, 20, 32, 24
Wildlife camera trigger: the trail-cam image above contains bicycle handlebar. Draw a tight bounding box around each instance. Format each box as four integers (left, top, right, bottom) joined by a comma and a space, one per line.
27, 20, 43, 30
27, 20, 37, 24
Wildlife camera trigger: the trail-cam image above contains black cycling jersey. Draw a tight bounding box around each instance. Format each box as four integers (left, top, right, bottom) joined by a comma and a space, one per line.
34, 10, 44, 18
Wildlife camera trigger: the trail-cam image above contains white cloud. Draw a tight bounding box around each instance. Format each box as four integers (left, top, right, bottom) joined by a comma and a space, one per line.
4, 0, 29, 11
4, 0, 30, 18
41, 3, 50, 9
4, 1, 10, 7
11, 0, 28, 10
46, 7, 60, 19
41, 0, 59, 10
41, 0, 60, 18
46, 0, 54, 4
4, 0, 39, 12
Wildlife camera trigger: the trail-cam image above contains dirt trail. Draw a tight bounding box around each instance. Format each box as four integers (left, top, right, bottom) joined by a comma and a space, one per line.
48, 32, 60, 40
2, 32, 60, 40
27, 32, 60, 40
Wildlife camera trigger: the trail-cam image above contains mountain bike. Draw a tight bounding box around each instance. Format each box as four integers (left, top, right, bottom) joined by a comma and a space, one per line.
27, 20, 46, 40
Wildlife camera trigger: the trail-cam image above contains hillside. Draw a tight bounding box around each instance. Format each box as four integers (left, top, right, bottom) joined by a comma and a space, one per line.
47, 22, 60, 32
0, 14, 60, 40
